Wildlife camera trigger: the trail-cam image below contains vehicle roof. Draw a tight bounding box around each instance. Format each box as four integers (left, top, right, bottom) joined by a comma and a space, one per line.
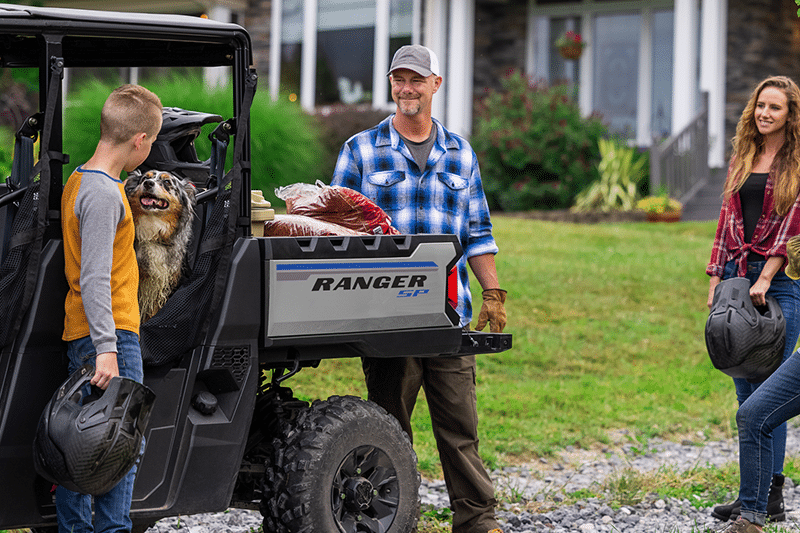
0, 3, 238, 32
0, 3, 252, 68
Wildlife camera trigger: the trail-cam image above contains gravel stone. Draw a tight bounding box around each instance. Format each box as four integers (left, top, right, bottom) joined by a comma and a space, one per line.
145, 425, 800, 532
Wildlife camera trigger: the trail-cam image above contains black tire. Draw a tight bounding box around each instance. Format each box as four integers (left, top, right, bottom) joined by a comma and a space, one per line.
262, 395, 420, 533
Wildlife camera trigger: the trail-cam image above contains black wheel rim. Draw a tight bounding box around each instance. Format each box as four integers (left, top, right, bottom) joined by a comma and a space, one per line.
331, 444, 400, 533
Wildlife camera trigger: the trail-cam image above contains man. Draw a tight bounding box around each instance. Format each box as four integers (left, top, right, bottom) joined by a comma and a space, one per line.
331, 44, 507, 533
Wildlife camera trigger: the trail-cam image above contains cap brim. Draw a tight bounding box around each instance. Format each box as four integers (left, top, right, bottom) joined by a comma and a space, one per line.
388, 63, 434, 77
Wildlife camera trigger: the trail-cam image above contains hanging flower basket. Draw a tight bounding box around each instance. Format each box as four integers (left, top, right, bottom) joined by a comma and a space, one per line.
559, 44, 584, 60
555, 31, 586, 61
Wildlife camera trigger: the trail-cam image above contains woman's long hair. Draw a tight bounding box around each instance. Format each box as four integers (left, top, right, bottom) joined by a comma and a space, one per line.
725, 75, 800, 216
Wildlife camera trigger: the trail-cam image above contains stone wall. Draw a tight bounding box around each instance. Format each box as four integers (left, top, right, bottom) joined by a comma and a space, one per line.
725, 0, 800, 157
244, 0, 271, 80
474, 0, 528, 95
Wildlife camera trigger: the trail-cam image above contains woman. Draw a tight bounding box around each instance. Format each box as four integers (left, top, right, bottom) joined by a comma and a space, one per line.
707, 75, 800, 532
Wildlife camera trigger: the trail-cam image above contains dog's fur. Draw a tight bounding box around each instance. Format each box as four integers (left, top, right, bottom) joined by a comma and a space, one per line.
124, 170, 196, 323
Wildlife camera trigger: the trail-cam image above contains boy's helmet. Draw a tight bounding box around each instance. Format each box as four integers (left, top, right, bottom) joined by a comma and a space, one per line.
33, 364, 156, 495
705, 277, 786, 383
139, 107, 223, 185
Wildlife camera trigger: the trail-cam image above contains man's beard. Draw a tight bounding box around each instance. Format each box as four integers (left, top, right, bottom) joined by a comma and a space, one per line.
397, 97, 421, 116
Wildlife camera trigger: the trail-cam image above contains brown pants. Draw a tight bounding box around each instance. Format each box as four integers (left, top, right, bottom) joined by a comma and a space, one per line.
362, 354, 500, 533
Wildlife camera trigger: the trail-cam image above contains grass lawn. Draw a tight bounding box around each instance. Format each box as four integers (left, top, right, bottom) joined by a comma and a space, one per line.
283, 216, 739, 477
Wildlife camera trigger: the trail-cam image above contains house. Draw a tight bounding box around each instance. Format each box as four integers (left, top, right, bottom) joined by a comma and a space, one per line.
39, 0, 800, 170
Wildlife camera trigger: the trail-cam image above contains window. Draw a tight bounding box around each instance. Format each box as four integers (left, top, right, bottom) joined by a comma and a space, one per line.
651, 10, 673, 139
592, 13, 640, 137
279, 0, 415, 108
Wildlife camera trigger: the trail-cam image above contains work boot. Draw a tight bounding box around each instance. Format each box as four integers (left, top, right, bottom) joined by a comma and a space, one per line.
719, 517, 763, 532
711, 498, 741, 521
714, 474, 786, 523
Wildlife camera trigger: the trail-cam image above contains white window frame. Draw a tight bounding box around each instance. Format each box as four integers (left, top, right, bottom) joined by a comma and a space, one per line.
270, 0, 419, 111
526, 0, 674, 145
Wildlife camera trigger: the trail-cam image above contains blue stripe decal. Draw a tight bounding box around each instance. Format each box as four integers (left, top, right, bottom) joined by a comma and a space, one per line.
276, 261, 438, 271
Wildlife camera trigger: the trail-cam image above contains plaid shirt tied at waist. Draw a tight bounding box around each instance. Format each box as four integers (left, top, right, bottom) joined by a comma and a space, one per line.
707, 171, 800, 278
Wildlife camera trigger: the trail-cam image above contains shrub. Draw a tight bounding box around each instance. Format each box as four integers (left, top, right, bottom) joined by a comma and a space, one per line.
63, 77, 326, 200
472, 71, 607, 211
314, 106, 392, 183
572, 138, 647, 212
0, 127, 14, 182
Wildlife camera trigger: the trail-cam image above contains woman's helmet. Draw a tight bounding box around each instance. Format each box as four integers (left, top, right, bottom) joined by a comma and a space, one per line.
705, 277, 786, 383
139, 107, 223, 185
33, 364, 156, 495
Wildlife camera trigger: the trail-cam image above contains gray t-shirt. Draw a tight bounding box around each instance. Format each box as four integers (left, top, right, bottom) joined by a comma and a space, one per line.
400, 127, 436, 172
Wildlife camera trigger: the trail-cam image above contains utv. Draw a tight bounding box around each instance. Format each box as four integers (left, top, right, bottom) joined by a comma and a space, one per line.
0, 5, 511, 533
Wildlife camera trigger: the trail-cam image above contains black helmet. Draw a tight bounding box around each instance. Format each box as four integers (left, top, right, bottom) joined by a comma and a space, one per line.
705, 277, 786, 383
139, 107, 223, 185
33, 364, 156, 495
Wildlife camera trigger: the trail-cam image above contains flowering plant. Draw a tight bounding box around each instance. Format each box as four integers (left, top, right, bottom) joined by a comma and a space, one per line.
636, 195, 682, 214
554, 31, 586, 49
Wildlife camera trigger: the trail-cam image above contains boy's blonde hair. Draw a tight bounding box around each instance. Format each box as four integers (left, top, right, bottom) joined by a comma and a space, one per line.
100, 84, 162, 144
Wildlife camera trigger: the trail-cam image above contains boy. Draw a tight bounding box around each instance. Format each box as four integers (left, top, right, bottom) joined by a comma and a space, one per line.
59, 84, 162, 533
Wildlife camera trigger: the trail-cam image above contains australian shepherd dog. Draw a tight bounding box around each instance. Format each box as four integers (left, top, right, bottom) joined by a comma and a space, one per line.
125, 170, 196, 322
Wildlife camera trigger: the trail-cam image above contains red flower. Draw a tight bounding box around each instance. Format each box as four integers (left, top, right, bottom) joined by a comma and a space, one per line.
565, 31, 582, 44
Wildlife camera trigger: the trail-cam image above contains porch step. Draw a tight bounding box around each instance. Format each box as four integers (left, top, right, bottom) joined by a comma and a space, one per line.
681, 167, 726, 222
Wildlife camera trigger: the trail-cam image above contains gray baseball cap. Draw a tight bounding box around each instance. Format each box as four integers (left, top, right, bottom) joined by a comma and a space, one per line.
388, 45, 440, 77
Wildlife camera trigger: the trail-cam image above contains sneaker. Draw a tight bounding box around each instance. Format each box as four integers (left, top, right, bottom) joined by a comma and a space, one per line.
786, 235, 800, 279
718, 517, 763, 532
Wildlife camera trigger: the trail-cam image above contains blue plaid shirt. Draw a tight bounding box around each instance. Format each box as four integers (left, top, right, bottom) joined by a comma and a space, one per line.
331, 114, 498, 325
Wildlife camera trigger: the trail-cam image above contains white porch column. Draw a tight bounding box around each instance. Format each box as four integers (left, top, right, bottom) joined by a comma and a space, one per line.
446, 0, 475, 136
300, 0, 317, 112
578, 12, 593, 117
205, 6, 231, 87
412, 0, 422, 45
636, 10, 653, 147
700, 0, 727, 168
672, 0, 699, 133
373, 0, 390, 109
269, 0, 282, 102
424, 0, 447, 123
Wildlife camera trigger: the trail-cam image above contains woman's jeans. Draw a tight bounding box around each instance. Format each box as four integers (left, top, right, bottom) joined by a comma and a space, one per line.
722, 261, 800, 470
737, 346, 800, 525
721, 260, 800, 525
55, 330, 143, 533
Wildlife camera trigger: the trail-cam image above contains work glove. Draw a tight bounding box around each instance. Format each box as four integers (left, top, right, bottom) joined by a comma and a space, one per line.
787, 235, 800, 280
474, 289, 507, 333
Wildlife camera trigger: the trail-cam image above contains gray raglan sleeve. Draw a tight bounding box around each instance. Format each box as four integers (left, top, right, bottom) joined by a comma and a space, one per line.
74, 178, 126, 355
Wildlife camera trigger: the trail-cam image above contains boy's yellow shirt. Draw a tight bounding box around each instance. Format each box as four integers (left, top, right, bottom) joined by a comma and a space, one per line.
62, 166, 139, 352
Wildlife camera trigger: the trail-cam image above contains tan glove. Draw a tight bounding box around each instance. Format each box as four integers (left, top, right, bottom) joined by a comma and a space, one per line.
787, 235, 800, 280
474, 289, 507, 333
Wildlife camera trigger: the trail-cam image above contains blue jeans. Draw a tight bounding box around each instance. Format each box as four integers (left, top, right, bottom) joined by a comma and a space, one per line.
55, 330, 143, 533
736, 349, 800, 525
722, 260, 800, 475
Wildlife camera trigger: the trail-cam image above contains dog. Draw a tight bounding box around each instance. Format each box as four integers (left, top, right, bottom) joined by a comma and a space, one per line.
124, 170, 196, 323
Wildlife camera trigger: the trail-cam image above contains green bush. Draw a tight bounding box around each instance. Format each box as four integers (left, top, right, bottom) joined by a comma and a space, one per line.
0, 127, 14, 182
472, 71, 607, 211
63, 77, 326, 200
314, 107, 392, 183
572, 137, 648, 212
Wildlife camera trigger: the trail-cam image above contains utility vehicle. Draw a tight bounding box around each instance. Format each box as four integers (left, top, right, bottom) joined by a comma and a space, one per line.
0, 5, 511, 532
